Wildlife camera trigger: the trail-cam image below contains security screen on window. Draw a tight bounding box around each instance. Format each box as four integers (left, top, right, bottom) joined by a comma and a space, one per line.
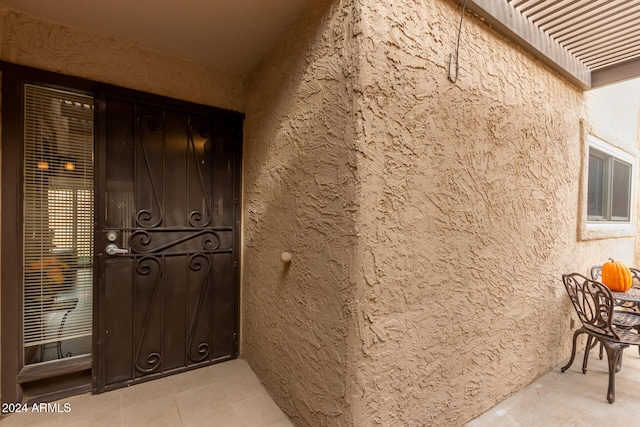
587, 147, 632, 222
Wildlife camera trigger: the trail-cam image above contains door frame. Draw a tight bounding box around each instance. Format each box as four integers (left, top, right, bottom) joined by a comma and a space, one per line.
0, 62, 243, 404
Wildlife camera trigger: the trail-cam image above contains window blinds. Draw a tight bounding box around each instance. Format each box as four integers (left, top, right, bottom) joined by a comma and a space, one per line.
23, 84, 94, 354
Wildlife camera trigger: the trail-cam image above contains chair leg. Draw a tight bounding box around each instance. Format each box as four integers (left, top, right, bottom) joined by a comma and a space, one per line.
600, 342, 604, 360
603, 342, 628, 403
616, 350, 624, 373
562, 329, 584, 373
583, 335, 595, 373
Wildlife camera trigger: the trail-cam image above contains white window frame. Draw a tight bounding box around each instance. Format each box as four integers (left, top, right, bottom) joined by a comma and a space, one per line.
579, 134, 637, 241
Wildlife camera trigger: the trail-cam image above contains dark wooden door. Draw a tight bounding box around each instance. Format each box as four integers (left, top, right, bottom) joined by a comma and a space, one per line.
94, 93, 242, 392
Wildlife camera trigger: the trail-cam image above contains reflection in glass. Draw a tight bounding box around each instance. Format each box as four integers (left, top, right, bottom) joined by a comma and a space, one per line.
23, 85, 94, 365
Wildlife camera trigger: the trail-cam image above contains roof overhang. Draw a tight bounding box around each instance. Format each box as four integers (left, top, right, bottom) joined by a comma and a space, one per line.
0, 0, 312, 77
454, 0, 640, 90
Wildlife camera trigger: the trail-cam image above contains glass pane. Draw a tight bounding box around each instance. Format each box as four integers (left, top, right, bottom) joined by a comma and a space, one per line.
612, 159, 631, 220
587, 153, 604, 218
23, 84, 94, 365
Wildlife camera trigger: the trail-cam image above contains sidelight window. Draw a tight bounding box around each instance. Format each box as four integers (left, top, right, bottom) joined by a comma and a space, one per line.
23, 84, 94, 365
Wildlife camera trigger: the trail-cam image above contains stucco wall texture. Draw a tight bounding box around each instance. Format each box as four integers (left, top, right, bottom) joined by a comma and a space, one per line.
0, 7, 244, 112
243, 0, 639, 426
242, 1, 356, 425
352, 1, 583, 425
0, 0, 639, 426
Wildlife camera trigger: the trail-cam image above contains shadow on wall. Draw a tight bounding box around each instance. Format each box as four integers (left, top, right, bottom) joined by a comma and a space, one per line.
240, 2, 355, 425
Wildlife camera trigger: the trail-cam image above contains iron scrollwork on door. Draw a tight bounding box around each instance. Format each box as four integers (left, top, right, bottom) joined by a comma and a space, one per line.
99, 93, 239, 391
188, 121, 213, 228
130, 229, 225, 255
187, 253, 211, 363
135, 112, 164, 228
134, 256, 163, 374
130, 109, 232, 376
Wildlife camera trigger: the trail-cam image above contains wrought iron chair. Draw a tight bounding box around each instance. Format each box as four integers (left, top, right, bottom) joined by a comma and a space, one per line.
561, 273, 640, 403
591, 265, 640, 357
39, 297, 79, 361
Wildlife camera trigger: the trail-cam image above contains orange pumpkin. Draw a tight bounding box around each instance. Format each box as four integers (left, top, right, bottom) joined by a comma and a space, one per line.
601, 258, 633, 292
26, 257, 68, 286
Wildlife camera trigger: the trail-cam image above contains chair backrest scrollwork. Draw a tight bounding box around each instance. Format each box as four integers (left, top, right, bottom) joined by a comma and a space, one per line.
562, 273, 618, 340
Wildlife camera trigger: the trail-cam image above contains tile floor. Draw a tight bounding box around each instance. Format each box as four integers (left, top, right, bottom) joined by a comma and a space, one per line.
0, 359, 294, 427
4, 348, 640, 427
466, 348, 640, 426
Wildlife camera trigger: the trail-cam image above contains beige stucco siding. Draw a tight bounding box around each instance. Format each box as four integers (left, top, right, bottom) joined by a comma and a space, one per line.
242, 1, 356, 425
0, 7, 243, 112
349, 1, 637, 425
1, 0, 639, 426
242, 0, 639, 426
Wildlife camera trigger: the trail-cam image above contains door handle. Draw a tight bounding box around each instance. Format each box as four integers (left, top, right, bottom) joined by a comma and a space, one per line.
105, 244, 129, 256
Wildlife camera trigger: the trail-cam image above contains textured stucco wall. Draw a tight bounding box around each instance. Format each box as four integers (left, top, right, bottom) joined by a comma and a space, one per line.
348, 1, 637, 425
242, 1, 356, 425
1, 0, 639, 425
242, 0, 640, 426
0, 7, 243, 112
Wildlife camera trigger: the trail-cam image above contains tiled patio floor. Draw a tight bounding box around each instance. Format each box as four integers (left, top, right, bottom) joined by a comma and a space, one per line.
4, 348, 640, 427
466, 348, 640, 426
0, 359, 294, 427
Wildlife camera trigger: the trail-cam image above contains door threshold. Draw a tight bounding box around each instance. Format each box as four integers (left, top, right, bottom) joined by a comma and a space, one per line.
17, 354, 92, 384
